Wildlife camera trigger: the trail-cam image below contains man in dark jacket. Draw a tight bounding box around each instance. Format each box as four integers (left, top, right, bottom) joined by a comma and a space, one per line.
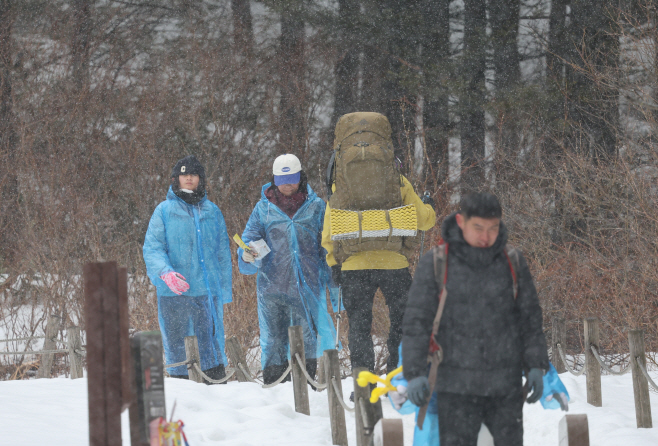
402, 192, 548, 445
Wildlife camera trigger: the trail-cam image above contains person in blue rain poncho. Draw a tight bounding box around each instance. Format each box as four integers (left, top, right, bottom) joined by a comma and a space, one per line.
143, 155, 232, 383
238, 154, 338, 385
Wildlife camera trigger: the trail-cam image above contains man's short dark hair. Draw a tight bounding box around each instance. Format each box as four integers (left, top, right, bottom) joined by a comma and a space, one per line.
459, 192, 502, 220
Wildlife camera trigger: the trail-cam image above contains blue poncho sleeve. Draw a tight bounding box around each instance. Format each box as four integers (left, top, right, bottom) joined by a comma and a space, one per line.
143, 204, 175, 285
237, 205, 266, 275
215, 206, 233, 305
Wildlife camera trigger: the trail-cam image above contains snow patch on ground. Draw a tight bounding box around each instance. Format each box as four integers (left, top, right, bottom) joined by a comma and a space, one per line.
2, 372, 658, 445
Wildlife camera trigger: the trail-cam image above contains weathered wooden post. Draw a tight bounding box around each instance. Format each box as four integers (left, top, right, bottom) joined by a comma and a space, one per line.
324, 349, 348, 446
558, 414, 589, 446
226, 336, 250, 382
628, 330, 652, 428
317, 355, 326, 392
552, 317, 567, 374
354, 367, 383, 446
37, 314, 61, 378
84, 261, 123, 446
129, 331, 167, 446
373, 419, 403, 446
583, 318, 601, 407
289, 325, 311, 415
67, 326, 83, 379
118, 267, 134, 409
184, 335, 203, 383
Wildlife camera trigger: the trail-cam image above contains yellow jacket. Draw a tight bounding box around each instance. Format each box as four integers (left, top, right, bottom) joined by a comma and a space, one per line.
322, 176, 436, 270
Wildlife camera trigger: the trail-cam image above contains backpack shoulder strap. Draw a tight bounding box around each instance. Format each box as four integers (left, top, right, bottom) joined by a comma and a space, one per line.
503, 244, 520, 300
430, 243, 449, 341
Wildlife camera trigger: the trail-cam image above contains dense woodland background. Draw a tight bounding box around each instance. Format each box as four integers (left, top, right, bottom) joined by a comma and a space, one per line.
1, 0, 658, 378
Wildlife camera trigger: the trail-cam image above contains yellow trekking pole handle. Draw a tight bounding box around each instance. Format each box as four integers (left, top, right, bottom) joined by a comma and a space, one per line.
356, 366, 403, 403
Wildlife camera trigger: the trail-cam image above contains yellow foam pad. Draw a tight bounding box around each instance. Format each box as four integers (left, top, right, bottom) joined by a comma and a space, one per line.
330, 205, 417, 240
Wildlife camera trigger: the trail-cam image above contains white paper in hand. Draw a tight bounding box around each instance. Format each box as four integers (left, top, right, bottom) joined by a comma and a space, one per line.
248, 239, 271, 260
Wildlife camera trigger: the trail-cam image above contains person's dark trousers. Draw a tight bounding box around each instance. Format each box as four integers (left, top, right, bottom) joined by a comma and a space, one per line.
436, 390, 524, 446
203, 364, 227, 385
341, 268, 412, 373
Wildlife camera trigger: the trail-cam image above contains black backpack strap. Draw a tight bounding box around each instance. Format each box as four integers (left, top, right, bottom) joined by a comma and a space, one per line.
326, 151, 336, 199
503, 245, 520, 300
418, 242, 448, 430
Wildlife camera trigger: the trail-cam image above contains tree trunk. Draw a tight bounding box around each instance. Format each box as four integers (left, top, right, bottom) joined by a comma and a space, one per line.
278, 1, 306, 153
381, 0, 418, 165
460, 0, 487, 192
231, 0, 254, 56
420, 0, 450, 184
567, 0, 618, 161
331, 0, 360, 128
489, 0, 521, 159
71, 0, 91, 94
0, 0, 18, 265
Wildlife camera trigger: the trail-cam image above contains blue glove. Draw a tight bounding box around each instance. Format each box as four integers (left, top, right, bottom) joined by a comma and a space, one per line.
526, 368, 544, 403
407, 376, 430, 406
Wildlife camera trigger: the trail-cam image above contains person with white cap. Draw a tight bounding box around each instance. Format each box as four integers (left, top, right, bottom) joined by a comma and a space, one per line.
237, 154, 338, 385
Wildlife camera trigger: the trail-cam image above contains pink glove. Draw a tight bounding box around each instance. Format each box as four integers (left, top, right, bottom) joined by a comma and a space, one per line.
160, 272, 190, 295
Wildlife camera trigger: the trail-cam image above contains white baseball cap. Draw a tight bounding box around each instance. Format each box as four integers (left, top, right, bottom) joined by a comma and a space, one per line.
273, 154, 302, 186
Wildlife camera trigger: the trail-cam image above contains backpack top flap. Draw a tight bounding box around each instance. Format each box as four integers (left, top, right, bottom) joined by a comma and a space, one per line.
333, 112, 392, 150
330, 112, 402, 211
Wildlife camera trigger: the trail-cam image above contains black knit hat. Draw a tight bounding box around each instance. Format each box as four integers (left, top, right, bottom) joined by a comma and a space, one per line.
171, 155, 205, 179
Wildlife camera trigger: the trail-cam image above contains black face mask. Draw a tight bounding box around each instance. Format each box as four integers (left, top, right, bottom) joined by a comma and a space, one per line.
172, 177, 206, 205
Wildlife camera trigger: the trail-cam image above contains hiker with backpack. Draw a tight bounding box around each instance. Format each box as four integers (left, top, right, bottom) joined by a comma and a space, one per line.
143, 155, 233, 383
321, 112, 436, 376
401, 192, 549, 445
237, 154, 337, 385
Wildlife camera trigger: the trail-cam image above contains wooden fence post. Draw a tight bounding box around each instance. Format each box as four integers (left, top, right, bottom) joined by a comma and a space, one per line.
317, 355, 326, 392
324, 349, 347, 446
67, 326, 83, 379
226, 336, 250, 382
129, 331, 167, 446
37, 314, 61, 378
558, 414, 589, 446
354, 367, 383, 446
584, 318, 601, 407
373, 419, 404, 446
629, 330, 652, 428
184, 335, 203, 383
552, 317, 566, 374
118, 267, 134, 410
84, 262, 123, 446
289, 325, 310, 415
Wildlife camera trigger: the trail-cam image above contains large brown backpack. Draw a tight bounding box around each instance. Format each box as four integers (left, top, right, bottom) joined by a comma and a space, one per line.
328, 112, 420, 264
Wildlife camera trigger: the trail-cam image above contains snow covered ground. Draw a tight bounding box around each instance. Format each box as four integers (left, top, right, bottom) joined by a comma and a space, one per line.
1, 372, 658, 445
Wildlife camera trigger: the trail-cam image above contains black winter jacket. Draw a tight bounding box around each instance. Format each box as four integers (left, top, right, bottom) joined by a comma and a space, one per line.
402, 213, 549, 396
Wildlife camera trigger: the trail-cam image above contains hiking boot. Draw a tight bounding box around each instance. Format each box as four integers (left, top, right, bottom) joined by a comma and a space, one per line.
203, 364, 227, 385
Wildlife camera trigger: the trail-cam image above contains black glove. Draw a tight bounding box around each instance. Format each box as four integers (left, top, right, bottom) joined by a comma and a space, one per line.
421, 192, 435, 208
406, 376, 430, 406
525, 368, 544, 403
331, 265, 342, 287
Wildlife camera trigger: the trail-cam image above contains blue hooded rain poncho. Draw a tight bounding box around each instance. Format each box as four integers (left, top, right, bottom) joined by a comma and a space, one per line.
238, 183, 339, 374
143, 186, 233, 376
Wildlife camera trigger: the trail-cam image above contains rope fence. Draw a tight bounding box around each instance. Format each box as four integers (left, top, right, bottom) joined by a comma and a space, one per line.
636, 358, 658, 392
555, 343, 586, 376
551, 317, 656, 428
0, 335, 46, 343
0, 316, 86, 380
590, 345, 631, 376
331, 377, 355, 413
